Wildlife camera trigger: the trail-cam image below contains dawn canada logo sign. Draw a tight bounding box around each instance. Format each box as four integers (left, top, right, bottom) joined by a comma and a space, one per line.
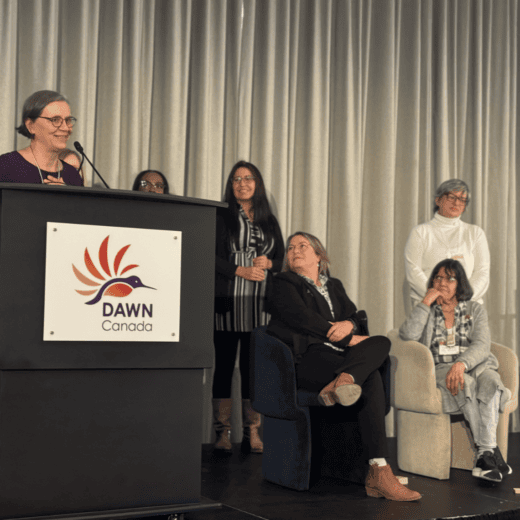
72, 235, 155, 304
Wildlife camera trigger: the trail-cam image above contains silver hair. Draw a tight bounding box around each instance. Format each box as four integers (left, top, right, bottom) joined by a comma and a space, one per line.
433, 179, 470, 213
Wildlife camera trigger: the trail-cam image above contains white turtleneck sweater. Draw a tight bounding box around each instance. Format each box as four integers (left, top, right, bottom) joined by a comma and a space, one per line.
404, 212, 490, 305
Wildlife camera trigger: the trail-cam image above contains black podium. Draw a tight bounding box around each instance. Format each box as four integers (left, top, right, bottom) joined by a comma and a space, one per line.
0, 184, 225, 520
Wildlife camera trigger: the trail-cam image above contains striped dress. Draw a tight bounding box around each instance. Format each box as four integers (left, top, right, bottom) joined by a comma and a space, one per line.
215, 208, 276, 332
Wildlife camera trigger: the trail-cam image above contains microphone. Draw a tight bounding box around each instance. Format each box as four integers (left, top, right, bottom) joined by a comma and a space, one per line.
74, 141, 111, 189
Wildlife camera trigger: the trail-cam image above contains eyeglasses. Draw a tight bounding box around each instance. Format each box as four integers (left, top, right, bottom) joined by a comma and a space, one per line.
288, 243, 311, 253
445, 192, 468, 205
37, 116, 77, 128
233, 175, 255, 184
433, 275, 457, 283
140, 180, 165, 190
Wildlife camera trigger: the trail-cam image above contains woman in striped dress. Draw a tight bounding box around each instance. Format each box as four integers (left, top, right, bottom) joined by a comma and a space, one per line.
213, 160, 284, 453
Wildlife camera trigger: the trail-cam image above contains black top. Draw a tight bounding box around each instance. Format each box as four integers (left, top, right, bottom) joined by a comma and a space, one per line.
266, 271, 360, 360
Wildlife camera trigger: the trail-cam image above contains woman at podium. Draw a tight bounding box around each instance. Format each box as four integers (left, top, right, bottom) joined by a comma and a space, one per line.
214, 160, 284, 453
0, 90, 84, 186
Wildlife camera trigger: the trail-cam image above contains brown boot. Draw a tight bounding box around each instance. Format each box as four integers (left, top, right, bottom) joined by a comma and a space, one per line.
365, 463, 422, 501
318, 373, 361, 407
241, 399, 263, 453
318, 378, 337, 406
333, 373, 362, 406
212, 398, 232, 451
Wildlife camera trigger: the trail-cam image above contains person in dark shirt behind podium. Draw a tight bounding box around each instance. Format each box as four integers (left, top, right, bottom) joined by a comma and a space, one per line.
0, 90, 84, 186
132, 170, 170, 194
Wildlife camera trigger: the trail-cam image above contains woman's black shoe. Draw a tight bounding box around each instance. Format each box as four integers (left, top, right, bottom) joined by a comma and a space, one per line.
493, 447, 513, 476
472, 451, 502, 482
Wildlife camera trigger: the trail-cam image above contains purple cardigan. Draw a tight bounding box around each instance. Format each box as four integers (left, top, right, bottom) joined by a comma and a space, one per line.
0, 151, 84, 186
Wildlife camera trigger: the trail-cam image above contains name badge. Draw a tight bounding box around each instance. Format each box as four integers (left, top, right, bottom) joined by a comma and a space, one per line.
439, 343, 460, 356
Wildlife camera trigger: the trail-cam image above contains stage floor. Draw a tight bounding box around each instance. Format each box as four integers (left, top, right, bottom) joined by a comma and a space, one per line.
186, 433, 520, 520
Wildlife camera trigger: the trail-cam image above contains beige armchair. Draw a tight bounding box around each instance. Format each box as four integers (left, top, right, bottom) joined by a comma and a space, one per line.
387, 329, 519, 480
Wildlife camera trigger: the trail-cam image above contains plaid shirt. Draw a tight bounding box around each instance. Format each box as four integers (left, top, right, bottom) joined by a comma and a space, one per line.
430, 301, 473, 364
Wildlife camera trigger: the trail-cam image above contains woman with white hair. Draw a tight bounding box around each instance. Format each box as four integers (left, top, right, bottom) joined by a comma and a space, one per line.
404, 179, 490, 308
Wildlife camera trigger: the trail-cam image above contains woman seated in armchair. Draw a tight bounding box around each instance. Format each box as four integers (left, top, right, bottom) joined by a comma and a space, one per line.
266, 231, 421, 501
399, 259, 512, 483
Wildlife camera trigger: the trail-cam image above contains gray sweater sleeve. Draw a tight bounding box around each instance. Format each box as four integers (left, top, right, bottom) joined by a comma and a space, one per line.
399, 302, 431, 342
455, 303, 491, 371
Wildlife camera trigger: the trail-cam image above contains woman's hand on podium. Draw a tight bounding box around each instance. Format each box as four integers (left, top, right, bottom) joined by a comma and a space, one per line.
44, 176, 66, 186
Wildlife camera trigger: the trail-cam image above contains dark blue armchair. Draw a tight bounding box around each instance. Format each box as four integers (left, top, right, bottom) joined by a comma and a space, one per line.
251, 325, 390, 490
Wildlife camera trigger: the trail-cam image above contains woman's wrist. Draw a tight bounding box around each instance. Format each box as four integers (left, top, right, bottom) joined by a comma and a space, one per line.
346, 319, 357, 334
422, 293, 438, 307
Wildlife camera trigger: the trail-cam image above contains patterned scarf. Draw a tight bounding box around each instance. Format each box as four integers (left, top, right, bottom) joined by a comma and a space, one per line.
430, 300, 473, 364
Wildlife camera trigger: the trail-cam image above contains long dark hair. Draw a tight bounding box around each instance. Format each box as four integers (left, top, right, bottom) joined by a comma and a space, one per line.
223, 161, 277, 241
427, 259, 474, 302
132, 170, 170, 194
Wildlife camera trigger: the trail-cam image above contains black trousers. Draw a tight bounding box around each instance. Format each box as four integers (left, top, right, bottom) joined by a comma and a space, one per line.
212, 331, 251, 399
296, 335, 391, 459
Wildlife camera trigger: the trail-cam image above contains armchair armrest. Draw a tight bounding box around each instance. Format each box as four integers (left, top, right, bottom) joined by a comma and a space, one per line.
251, 326, 305, 420
491, 342, 519, 413
387, 329, 443, 414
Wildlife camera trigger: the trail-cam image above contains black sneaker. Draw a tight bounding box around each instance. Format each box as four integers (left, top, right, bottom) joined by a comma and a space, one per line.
493, 447, 513, 476
472, 451, 502, 482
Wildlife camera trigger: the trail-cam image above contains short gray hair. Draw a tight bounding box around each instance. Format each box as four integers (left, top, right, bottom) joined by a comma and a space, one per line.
16, 90, 69, 139
433, 179, 470, 213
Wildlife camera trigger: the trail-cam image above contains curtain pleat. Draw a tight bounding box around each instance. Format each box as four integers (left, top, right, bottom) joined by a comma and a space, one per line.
0, 0, 18, 153
150, 0, 191, 195
58, 0, 100, 172
1, 0, 518, 435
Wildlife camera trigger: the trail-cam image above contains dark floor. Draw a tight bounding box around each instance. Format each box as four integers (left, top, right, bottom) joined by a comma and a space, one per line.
185, 433, 520, 520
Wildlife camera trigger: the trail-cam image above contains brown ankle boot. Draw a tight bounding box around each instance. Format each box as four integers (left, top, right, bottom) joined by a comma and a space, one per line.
318, 379, 338, 406
333, 373, 362, 406
212, 398, 232, 451
241, 399, 263, 453
365, 463, 421, 501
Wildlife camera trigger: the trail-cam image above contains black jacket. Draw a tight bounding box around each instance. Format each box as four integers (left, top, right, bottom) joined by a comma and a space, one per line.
266, 271, 361, 360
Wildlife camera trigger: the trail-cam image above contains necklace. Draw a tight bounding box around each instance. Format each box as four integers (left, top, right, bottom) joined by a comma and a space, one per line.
29, 146, 61, 183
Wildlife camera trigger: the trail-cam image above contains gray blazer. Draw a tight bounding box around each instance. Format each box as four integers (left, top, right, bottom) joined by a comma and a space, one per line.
399, 300, 499, 377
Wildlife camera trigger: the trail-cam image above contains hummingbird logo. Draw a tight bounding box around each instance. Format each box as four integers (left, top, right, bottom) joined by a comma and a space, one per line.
73, 236, 155, 305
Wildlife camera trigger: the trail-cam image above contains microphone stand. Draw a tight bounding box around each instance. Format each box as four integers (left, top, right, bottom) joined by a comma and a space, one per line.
74, 142, 111, 189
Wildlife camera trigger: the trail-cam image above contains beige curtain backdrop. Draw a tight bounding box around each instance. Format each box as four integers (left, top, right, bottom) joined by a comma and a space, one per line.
1, 0, 518, 440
